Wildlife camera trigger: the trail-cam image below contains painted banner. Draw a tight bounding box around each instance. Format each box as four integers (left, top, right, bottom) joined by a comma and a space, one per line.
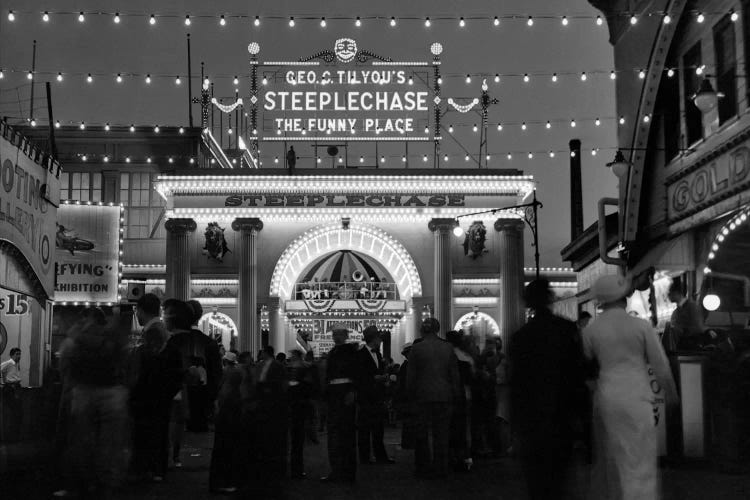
0, 124, 61, 297
54, 204, 121, 303
0, 284, 37, 383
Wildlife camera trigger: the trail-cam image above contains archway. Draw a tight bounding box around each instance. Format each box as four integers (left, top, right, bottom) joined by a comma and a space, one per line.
270, 222, 422, 300
198, 311, 237, 350
454, 311, 501, 351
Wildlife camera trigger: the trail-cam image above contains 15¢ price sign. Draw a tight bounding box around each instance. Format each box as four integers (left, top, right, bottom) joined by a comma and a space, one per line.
0, 293, 30, 316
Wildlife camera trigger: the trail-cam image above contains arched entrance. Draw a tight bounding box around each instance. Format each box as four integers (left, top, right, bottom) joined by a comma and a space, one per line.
270, 223, 421, 356
454, 311, 501, 351
198, 311, 237, 350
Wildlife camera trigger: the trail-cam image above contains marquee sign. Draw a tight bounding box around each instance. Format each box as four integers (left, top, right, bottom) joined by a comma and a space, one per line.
231, 39, 442, 142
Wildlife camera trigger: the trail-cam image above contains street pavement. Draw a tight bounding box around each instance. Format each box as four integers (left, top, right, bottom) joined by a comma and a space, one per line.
3, 427, 750, 499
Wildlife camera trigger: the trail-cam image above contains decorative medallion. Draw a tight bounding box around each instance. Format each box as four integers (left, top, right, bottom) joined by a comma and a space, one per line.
463, 221, 488, 259
202, 222, 231, 262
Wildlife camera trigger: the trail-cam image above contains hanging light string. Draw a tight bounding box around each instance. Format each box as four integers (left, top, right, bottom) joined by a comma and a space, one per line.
3, 9, 740, 28
0, 64, 720, 84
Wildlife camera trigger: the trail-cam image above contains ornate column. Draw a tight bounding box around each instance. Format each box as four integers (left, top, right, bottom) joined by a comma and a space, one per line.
165, 218, 196, 301
495, 218, 526, 348
232, 218, 263, 354
429, 218, 456, 338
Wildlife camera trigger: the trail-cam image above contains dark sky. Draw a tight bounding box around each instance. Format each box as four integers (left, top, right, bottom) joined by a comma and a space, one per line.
0, 0, 618, 267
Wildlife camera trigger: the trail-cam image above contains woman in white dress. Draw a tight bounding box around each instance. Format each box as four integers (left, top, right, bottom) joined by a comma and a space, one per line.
583, 274, 678, 500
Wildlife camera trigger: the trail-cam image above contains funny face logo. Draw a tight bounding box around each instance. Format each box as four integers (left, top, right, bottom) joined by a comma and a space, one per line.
335, 38, 357, 63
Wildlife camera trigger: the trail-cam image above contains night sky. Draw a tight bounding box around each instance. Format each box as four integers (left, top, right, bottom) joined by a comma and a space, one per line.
0, 0, 618, 267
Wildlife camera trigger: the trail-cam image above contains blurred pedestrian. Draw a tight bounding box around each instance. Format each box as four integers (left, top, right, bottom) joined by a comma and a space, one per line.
65, 308, 130, 499
356, 326, 394, 465
304, 350, 321, 444
287, 349, 313, 478
509, 279, 586, 500
407, 318, 461, 478
395, 342, 416, 450
0, 347, 23, 441
128, 294, 182, 482
584, 275, 678, 499
447, 330, 474, 472
321, 324, 359, 483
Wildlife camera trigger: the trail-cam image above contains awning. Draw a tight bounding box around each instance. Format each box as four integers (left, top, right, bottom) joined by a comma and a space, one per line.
628, 232, 693, 277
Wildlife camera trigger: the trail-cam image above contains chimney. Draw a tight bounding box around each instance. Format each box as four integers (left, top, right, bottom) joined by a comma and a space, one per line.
569, 139, 583, 240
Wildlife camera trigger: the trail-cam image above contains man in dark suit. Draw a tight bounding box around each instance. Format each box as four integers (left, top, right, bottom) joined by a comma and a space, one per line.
356, 326, 395, 465
321, 324, 359, 483
406, 318, 461, 477
509, 279, 585, 500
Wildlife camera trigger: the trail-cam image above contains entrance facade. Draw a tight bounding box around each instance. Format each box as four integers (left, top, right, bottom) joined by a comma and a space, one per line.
156, 169, 533, 358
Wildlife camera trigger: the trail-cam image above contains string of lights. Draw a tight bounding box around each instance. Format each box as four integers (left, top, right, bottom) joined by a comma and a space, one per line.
0, 64, 723, 85
9, 116, 625, 133
3, 9, 742, 28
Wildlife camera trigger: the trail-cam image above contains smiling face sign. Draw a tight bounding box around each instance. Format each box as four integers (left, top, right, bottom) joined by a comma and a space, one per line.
335, 38, 357, 63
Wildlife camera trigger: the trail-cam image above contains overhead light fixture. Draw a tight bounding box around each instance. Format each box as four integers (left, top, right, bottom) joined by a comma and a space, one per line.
606, 150, 630, 178
693, 78, 723, 113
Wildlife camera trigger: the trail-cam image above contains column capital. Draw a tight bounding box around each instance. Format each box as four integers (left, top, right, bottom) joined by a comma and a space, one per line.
231, 217, 264, 233
165, 218, 197, 234
428, 218, 458, 232
494, 218, 525, 233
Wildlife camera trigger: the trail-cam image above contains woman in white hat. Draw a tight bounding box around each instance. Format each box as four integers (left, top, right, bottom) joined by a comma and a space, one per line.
583, 274, 678, 499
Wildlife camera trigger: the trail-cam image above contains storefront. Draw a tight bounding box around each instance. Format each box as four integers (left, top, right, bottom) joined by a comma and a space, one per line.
0, 121, 60, 387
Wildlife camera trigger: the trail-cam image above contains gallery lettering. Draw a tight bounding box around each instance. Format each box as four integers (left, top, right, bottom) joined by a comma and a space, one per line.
55, 283, 109, 293
225, 194, 465, 208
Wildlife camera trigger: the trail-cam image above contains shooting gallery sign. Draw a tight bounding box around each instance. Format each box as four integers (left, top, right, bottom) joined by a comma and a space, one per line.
0, 122, 60, 298
54, 203, 122, 304
248, 38, 438, 141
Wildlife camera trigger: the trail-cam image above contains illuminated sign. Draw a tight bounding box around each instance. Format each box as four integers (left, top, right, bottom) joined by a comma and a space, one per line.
54, 204, 121, 303
258, 38, 434, 141
225, 194, 465, 207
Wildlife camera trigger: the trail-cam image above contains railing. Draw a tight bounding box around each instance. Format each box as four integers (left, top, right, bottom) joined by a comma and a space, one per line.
294, 281, 398, 300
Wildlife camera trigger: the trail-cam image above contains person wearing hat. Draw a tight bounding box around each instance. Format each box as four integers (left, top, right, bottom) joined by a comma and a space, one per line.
509, 278, 586, 500
583, 274, 678, 500
321, 324, 360, 483
355, 326, 395, 465
395, 342, 416, 450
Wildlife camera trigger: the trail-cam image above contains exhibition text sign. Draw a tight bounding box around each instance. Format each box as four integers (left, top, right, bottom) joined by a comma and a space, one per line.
55, 204, 120, 303
0, 126, 60, 297
260, 38, 432, 139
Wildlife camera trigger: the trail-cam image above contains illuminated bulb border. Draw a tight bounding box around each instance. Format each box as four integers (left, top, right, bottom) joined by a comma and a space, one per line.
704, 207, 750, 273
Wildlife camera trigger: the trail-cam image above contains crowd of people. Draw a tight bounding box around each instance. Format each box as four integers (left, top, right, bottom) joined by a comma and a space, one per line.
29, 270, 681, 499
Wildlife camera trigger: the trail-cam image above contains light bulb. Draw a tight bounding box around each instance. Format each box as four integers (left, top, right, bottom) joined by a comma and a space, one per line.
254, 16, 260, 26
561, 16, 568, 26
697, 12, 704, 23
591, 149, 597, 156
355, 17, 361, 27
114, 13, 120, 24
581, 72, 587, 81
359, 156, 364, 163
78, 12, 85, 23
55, 120, 60, 128
667, 68, 674, 78
380, 156, 385, 163
423, 155, 428, 162
320, 17, 326, 27
81, 155, 87, 161
408, 76, 413, 85
390, 17, 396, 27
42, 12, 49, 22
630, 14, 637, 25
104, 123, 110, 131
643, 115, 650, 123
0, 70, 3, 79
149, 14, 156, 25
27, 71, 33, 80
103, 156, 109, 163
30, 119, 36, 127
185, 15, 191, 26
551, 73, 557, 82
129, 125, 135, 132
528, 153, 533, 159
610, 70, 616, 80
289, 17, 295, 27
448, 125, 454, 133
401, 156, 406, 163
116, 73, 122, 83
145, 74, 151, 84
425, 17, 431, 27
262, 77, 268, 85
473, 124, 478, 132
154, 125, 160, 133
596, 15, 603, 26
619, 116, 625, 124
437, 77, 442, 85
523, 73, 530, 82
521, 122, 527, 131
497, 123, 502, 131
570, 119, 576, 127
227, 128, 233, 135
57, 72, 63, 82
179, 127, 184, 134
507, 153, 512, 160
638, 69, 645, 79
465, 154, 470, 161
595, 118, 601, 126
545, 121, 551, 129
79, 122, 85, 130
453, 225, 464, 237
494, 16, 500, 26
465, 74, 471, 84
486, 154, 490, 161
663, 14, 671, 24
494, 74, 500, 83
175, 76, 181, 85
549, 151, 555, 158
233, 76, 239, 85
459, 17, 465, 27
317, 157, 322, 163
8, 11, 14, 22
443, 155, 449, 162
731, 10, 739, 22
217, 15, 225, 26
424, 126, 429, 134
126, 157, 131, 163
527, 16, 534, 26
340, 157, 345, 163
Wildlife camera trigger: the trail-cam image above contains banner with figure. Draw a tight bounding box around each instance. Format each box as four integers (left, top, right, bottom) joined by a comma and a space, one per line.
54, 204, 121, 303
